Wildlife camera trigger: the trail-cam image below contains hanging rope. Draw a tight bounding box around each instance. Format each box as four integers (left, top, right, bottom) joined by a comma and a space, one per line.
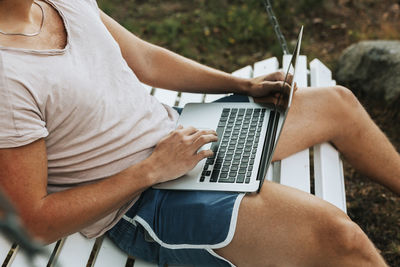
262, 0, 290, 55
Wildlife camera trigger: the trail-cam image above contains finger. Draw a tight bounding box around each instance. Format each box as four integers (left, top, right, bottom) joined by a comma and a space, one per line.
178, 126, 199, 136
272, 71, 285, 82
279, 82, 292, 107
293, 82, 298, 92
255, 80, 291, 104
253, 84, 281, 103
192, 134, 218, 150
273, 71, 293, 85
189, 129, 217, 141
283, 81, 292, 95
284, 73, 294, 85
164, 124, 184, 139
196, 149, 214, 161
254, 95, 278, 104
264, 81, 291, 94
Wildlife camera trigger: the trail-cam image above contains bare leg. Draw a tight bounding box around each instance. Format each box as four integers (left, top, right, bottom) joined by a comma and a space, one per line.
215, 86, 398, 266
273, 86, 400, 195
216, 181, 387, 266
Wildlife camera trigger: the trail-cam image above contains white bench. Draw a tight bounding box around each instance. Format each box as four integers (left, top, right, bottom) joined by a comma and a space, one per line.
0, 56, 346, 267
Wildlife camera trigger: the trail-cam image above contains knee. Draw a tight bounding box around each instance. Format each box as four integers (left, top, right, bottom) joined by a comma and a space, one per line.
330, 85, 361, 112
316, 215, 380, 263
325, 218, 367, 253
324, 86, 365, 135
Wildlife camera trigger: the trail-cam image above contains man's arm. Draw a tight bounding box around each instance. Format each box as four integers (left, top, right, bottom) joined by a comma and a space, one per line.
0, 127, 216, 244
99, 11, 291, 98
0, 139, 151, 243
99, 11, 249, 94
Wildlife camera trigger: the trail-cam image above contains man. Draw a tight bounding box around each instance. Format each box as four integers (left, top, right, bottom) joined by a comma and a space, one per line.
0, 0, 398, 266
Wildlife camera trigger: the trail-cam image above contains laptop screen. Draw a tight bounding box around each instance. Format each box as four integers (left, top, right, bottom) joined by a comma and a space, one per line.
277, 26, 303, 112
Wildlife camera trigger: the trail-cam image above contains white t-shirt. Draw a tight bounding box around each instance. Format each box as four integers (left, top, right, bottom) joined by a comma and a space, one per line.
0, 0, 179, 238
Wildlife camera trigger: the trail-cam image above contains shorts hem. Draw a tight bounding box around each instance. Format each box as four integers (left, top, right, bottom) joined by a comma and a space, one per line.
122, 192, 245, 266
206, 248, 236, 267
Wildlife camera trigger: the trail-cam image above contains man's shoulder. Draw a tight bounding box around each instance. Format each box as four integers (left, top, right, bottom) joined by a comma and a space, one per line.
50, 0, 99, 13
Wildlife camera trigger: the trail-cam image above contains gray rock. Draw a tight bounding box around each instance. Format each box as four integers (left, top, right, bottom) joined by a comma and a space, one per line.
336, 40, 400, 103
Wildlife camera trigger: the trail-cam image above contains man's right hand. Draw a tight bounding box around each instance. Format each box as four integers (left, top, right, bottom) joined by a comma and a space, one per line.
144, 126, 218, 184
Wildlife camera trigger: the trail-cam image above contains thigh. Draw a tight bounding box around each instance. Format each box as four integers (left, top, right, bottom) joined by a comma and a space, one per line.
272, 86, 343, 161
215, 181, 350, 266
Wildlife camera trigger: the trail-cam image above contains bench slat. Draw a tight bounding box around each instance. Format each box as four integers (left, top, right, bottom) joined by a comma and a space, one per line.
310, 58, 346, 212
231, 65, 252, 78
280, 150, 311, 193
309, 58, 337, 87
152, 89, 178, 107
314, 143, 346, 212
280, 55, 310, 192
11, 243, 56, 267
0, 236, 14, 266
309, 58, 334, 87
266, 165, 274, 182
253, 57, 279, 77
93, 237, 128, 267
204, 93, 229, 103
53, 233, 95, 267
141, 84, 153, 95
178, 93, 204, 107
282, 55, 308, 88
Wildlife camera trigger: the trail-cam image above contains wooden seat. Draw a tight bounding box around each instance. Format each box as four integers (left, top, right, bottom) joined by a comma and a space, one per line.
0, 56, 345, 267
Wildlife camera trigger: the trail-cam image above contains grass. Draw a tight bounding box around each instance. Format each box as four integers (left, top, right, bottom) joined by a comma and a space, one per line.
98, 0, 400, 71
97, 0, 400, 265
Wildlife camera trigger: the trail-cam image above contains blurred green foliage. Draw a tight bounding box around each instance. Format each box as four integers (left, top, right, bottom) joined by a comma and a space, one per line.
97, 0, 322, 71
97, 0, 399, 72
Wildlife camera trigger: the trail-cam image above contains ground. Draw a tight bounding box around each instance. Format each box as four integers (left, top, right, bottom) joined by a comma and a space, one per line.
98, 0, 400, 265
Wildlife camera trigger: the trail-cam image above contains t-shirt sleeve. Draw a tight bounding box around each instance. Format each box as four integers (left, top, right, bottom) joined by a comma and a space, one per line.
0, 56, 48, 148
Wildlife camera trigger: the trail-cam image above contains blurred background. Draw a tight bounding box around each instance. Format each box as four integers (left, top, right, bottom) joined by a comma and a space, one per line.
98, 0, 399, 265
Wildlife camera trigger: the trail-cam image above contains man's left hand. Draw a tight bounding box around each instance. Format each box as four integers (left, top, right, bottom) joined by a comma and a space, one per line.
245, 71, 297, 104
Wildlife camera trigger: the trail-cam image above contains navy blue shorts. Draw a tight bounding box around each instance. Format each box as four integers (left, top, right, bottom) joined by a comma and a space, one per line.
107, 95, 250, 266
107, 189, 245, 266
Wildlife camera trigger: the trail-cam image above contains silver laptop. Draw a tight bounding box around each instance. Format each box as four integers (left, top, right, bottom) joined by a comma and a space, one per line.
154, 26, 303, 193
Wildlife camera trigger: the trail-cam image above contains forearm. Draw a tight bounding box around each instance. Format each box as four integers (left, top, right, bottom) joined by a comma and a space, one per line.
26, 161, 154, 244
137, 45, 251, 94
100, 11, 289, 100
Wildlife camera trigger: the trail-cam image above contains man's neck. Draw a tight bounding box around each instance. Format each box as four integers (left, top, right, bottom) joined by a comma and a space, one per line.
0, 0, 36, 32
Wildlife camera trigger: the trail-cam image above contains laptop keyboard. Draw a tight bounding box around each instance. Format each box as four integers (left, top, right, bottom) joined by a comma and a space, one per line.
200, 108, 266, 184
